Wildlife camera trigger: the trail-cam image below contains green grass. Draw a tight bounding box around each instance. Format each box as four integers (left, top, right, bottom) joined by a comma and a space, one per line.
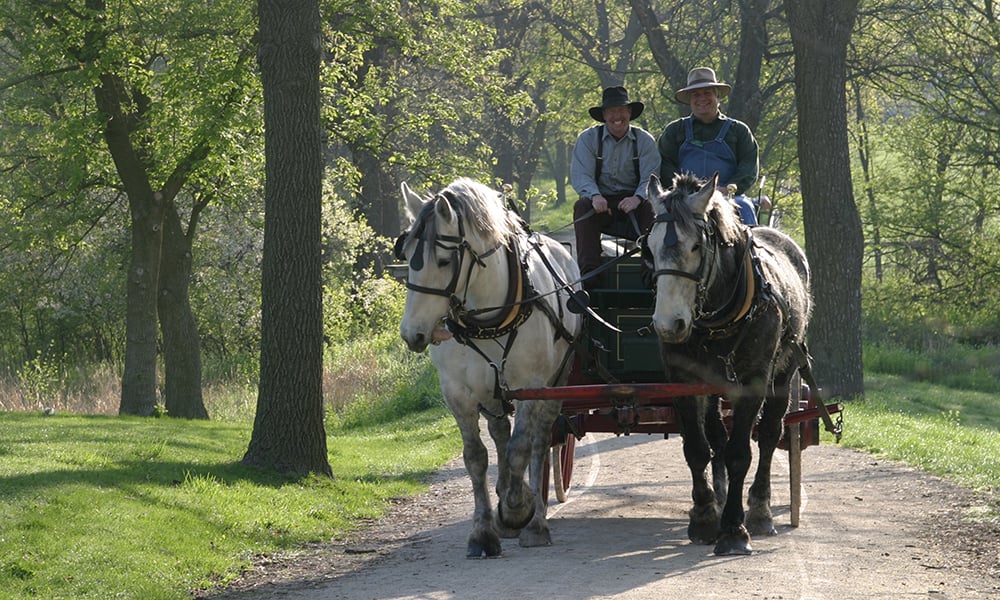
833, 373, 1000, 500
864, 342, 1000, 394
0, 408, 460, 599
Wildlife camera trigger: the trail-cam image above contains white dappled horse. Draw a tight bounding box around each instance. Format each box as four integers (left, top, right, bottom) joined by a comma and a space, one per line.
397, 177, 583, 557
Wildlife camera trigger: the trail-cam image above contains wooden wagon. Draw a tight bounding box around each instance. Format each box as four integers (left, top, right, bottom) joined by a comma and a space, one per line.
504, 253, 843, 526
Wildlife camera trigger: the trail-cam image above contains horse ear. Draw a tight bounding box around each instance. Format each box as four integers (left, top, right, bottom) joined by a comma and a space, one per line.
647, 173, 664, 200
401, 182, 424, 224
434, 193, 456, 222
690, 172, 719, 214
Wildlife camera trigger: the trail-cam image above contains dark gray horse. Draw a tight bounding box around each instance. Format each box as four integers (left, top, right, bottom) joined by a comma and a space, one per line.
644, 172, 812, 555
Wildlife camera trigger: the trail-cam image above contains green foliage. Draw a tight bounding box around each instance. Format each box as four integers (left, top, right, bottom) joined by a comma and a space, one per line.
14, 350, 65, 410
854, 4, 1000, 352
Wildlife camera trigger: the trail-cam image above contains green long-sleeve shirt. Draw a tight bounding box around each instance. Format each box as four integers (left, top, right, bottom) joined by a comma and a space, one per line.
656, 114, 759, 195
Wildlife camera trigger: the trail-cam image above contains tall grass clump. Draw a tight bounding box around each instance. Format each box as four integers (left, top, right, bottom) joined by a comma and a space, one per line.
864, 341, 1000, 394
324, 330, 440, 430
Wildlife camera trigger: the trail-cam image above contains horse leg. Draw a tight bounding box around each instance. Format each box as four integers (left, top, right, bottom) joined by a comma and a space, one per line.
706, 396, 729, 506
746, 376, 792, 537
485, 411, 519, 539
713, 395, 764, 556
497, 398, 558, 543
518, 399, 563, 547
451, 407, 503, 558
676, 396, 721, 545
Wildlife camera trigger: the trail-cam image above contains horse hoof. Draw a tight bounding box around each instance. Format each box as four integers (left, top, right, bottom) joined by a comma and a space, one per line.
518, 526, 552, 548
498, 501, 535, 531
745, 509, 777, 537
687, 509, 720, 544
467, 538, 503, 559
746, 520, 777, 537
687, 524, 719, 545
713, 529, 753, 556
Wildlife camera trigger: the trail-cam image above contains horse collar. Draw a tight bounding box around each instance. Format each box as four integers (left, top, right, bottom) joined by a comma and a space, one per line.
447, 241, 534, 341
695, 227, 760, 333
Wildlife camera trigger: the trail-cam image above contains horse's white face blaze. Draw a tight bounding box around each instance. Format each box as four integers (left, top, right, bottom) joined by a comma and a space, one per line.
647, 174, 718, 344
649, 216, 703, 343
398, 189, 465, 352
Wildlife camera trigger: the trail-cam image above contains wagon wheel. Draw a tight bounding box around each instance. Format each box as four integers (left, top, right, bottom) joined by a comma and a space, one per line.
543, 433, 576, 504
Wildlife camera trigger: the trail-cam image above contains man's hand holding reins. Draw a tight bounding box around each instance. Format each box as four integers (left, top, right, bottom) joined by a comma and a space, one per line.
617, 195, 643, 213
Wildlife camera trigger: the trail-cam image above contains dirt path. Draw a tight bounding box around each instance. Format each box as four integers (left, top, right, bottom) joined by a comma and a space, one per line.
214, 432, 999, 599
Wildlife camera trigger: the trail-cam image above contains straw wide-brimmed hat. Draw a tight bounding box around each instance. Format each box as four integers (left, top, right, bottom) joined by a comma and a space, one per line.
673, 67, 732, 104
588, 86, 645, 122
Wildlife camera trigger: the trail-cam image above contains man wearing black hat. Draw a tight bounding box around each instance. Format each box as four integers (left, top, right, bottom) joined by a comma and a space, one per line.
570, 86, 661, 283
657, 67, 766, 225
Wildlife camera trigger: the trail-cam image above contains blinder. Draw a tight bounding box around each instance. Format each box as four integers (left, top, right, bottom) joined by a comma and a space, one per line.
392, 230, 408, 262
398, 192, 503, 300
646, 208, 707, 284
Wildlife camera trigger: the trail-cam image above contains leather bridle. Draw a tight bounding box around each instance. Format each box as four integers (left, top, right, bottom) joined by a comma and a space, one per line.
645, 208, 719, 322
394, 194, 501, 304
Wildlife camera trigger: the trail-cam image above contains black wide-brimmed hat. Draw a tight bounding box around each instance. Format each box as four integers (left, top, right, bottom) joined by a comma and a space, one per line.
588, 86, 644, 122
673, 67, 732, 104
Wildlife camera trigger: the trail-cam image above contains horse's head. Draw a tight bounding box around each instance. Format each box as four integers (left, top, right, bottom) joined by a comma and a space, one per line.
396, 178, 517, 352
645, 172, 741, 343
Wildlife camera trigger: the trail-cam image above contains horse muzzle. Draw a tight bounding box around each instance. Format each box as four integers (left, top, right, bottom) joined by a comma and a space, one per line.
653, 314, 692, 344
401, 323, 453, 353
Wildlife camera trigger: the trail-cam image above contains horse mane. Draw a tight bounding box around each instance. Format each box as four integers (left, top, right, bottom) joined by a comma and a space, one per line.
420, 177, 523, 249
669, 173, 743, 245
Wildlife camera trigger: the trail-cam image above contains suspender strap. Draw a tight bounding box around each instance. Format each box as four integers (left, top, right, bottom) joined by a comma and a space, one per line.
594, 125, 640, 187
595, 125, 603, 182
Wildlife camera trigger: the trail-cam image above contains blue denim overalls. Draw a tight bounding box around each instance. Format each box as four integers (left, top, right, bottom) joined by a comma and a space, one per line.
678, 117, 757, 225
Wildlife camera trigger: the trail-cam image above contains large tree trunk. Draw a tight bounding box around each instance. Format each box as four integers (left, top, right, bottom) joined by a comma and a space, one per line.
159, 203, 208, 419
355, 148, 399, 237
243, 0, 331, 476
94, 72, 163, 417
730, 0, 769, 129
119, 198, 163, 416
785, 0, 864, 399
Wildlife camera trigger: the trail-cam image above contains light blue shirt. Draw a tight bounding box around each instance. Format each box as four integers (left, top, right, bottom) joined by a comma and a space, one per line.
570, 124, 661, 200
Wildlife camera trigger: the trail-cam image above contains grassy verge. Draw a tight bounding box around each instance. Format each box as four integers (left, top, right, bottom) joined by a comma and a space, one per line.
829, 373, 1000, 517
0, 409, 460, 599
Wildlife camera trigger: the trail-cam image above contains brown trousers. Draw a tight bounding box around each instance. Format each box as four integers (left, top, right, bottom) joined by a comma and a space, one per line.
572, 195, 655, 274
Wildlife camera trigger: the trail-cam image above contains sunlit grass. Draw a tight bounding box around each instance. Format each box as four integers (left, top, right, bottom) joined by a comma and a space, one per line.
0, 331, 461, 599
833, 373, 1000, 498
0, 407, 460, 599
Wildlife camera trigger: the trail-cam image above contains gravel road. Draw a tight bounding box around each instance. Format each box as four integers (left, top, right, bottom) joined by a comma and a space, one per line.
214, 430, 1000, 599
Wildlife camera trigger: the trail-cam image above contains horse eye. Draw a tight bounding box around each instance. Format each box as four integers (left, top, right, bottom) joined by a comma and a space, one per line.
437, 257, 451, 268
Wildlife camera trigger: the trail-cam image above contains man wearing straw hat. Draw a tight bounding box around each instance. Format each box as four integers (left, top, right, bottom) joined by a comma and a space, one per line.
570, 85, 661, 285
657, 67, 768, 225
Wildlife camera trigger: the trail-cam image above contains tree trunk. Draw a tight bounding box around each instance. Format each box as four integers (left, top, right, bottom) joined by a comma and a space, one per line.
730, 0, 769, 129
243, 0, 331, 476
785, 0, 864, 399
158, 203, 208, 419
355, 148, 400, 238
629, 0, 688, 92
93, 72, 163, 417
